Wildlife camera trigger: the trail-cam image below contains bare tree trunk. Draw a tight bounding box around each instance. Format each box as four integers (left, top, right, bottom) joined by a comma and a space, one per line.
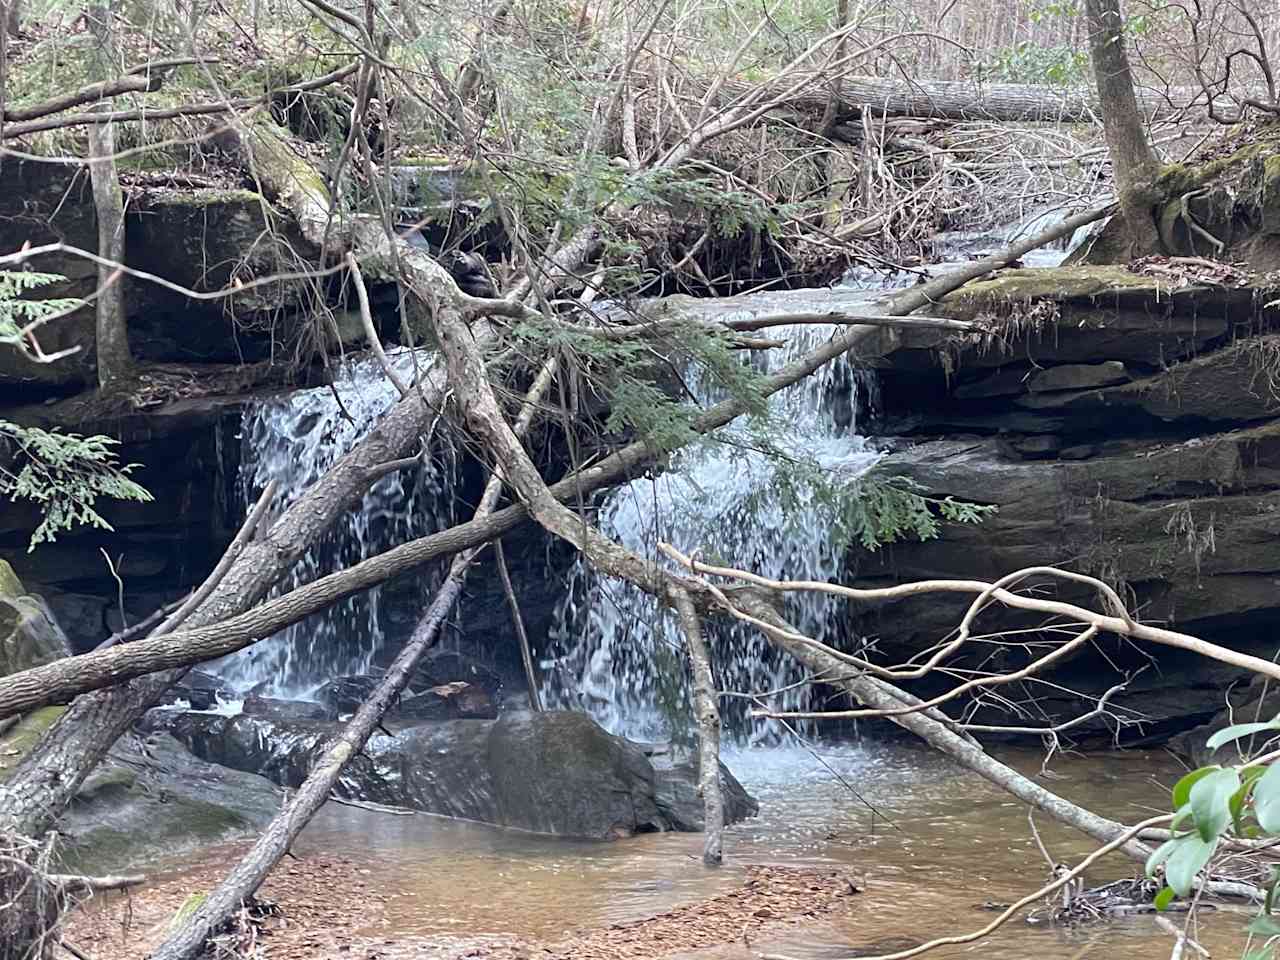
495, 539, 542, 712
1084, 0, 1163, 256
713, 73, 1190, 123
85, 2, 133, 388
1, 0, 19, 37
673, 588, 723, 866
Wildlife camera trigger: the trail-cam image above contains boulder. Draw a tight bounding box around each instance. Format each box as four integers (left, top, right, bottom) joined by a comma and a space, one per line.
147, 709, 757, 838
393, 682, 497, 721
59, 732, 280, 872
1027, 361, 1129, 393
315, 674, 382, 717
169, 669, 237, 711
0, 561, 71, 676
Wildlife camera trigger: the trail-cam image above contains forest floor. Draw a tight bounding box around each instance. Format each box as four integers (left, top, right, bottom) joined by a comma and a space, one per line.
67, 845, 862, 960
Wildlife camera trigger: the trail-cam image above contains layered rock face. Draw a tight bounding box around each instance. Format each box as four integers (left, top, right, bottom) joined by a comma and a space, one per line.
850, 264, 1280, 744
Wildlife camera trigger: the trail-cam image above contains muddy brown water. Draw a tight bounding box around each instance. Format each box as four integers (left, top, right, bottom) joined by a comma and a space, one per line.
154, 743, 1256, 958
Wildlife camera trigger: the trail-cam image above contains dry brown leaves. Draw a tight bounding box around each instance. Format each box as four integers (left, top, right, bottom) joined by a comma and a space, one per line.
469, 865, 862, 960
67, 852, 859, 960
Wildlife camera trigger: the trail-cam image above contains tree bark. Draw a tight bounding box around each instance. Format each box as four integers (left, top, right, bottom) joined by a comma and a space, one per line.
1084, 0, 1163, 256
86, 2, 133, 389
673, 587, 723, 866
1, 0, 19, 37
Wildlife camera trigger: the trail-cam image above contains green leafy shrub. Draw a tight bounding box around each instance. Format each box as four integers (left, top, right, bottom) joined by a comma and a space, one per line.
1147, 717, 1280, 953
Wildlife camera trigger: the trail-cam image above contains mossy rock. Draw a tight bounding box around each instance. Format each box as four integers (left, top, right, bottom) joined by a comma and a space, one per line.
0, 706, 67, 782
58, 733, 281, 873
937, 265, 1177, 320
0, 592, 72, 677
0, 560, 23, 601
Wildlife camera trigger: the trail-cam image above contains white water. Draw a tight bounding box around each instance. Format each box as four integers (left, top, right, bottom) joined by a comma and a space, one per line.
213, 349, 456, 697
211, 206, 1088, 710
542, 308, 885, 745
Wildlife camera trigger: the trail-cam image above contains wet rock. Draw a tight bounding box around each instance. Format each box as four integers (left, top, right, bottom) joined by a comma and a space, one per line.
1005, 435, 1060, 459
242, 695, 329, 722
149, 709, 757, 839
169, 670, 236, 711
392, 682, 497, 721
316, 675, 383, 717
651, 752, 759, 830
410, 649, 506, 700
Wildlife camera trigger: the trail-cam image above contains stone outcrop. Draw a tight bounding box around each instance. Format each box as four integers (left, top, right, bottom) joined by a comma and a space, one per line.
146, 708, 758, 838
0, 560, 71, 675
851, 263, 1280, 743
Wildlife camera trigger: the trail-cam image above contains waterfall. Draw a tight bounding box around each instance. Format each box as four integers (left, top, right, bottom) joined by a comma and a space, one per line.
542, 300, 886, 745
213, 349, 456, 697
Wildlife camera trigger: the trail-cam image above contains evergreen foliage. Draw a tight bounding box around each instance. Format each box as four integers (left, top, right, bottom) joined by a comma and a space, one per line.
0, 270, 83, 358
0, 420, 154, 552
0, 270, 153, 550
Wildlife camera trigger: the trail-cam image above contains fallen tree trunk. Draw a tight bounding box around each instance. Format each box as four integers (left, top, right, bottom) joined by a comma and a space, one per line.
711, 73, 1196, 123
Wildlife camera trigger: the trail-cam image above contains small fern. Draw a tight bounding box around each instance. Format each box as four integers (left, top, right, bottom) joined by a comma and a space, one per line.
0, 421, 154, 551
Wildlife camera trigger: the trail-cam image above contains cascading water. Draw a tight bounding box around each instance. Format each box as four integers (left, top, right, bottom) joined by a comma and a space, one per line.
542, 205, 1093, 745
213, 349, 456, 697
542, 302, 886, 745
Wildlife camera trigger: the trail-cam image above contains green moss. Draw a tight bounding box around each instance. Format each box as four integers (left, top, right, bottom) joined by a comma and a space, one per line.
171, 893, 209, 927
145, 188, 267, 208
0, 560, 23, 600
0, 706, 67, 782
940, 266, 1159, 317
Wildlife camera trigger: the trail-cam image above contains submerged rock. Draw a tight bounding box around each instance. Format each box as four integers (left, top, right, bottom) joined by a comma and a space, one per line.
147, 709, 757, 839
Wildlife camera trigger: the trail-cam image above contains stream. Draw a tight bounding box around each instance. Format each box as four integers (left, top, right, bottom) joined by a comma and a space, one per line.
144, 742, 1249, 958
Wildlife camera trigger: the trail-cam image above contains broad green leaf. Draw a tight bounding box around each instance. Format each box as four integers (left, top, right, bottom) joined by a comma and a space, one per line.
1153, 886, 1176, 911
1206, 720, 1280, 751
1172, 767, 1217, 810
1254, 764, 1280, 833
1189, 767, 1240, 842
1244, 947, 1277, 960
1170, 803, 1195, 833
1165, 834, 1216, 896
1145, 838, 1179, 877
1249, 915, 1280, 938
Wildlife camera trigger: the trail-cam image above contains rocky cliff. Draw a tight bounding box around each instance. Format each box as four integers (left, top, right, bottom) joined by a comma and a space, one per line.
852, 261, 1280, 744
